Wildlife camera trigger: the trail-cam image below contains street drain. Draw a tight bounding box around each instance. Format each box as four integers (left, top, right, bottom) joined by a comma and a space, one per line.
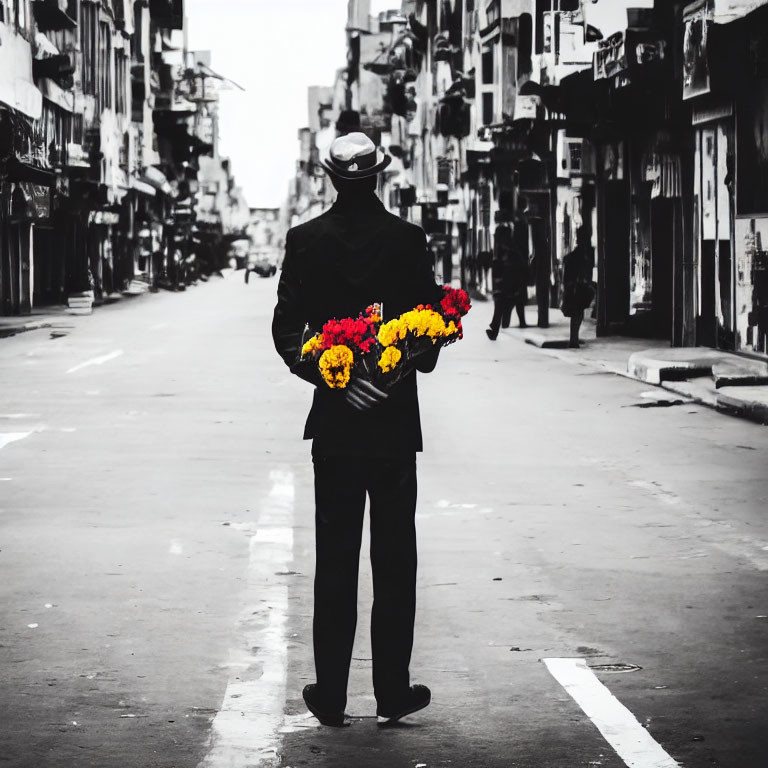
588, 663, 642, 673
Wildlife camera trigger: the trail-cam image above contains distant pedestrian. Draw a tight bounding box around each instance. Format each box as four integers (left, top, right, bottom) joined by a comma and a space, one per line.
478, 247, 492, 294
486, 218, 528, 341
561, 227, 595, 348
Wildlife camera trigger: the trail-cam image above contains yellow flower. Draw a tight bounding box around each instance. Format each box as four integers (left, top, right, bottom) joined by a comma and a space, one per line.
378, 318, 407, 347
378, 345, 402, 373
302, 334, 324, 358
402, 308, 447, 339
318, 345, 353, 389
444, 320, 458, 337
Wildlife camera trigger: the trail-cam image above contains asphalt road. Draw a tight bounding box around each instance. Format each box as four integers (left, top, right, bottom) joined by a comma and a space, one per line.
0, 271, 766, 768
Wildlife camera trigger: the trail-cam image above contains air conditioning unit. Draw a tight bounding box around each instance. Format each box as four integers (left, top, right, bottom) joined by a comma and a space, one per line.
556, 131, 596, 178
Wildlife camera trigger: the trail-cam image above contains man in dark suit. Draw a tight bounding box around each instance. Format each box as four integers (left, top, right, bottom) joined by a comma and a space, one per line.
272, 133, 443, 727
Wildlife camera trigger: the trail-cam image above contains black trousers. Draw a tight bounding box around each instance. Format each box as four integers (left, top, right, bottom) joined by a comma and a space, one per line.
490, 295, 526, 332
312, 453, 418, 712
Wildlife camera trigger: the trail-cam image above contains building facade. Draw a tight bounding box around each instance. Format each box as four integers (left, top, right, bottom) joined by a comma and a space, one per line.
288, 0, 768, 361
0, 0, 249, 316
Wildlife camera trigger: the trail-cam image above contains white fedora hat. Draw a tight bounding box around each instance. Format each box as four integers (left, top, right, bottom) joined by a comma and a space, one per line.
321, 132, 392, 180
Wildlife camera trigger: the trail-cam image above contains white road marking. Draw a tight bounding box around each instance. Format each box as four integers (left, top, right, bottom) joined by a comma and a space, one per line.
198, 468, 298, 768
0, 414, 41, 419
66, 349, 124, 374
544, 658, 680, 768
0, 432, 34, 451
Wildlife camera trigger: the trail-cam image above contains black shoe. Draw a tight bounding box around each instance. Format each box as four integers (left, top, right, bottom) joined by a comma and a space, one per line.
486, 328, 498, 341
377, 684, 431, 725
302, 684, 349, 727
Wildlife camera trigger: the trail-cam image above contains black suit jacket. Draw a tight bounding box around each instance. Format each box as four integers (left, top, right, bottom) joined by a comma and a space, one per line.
272, 193, 443, 456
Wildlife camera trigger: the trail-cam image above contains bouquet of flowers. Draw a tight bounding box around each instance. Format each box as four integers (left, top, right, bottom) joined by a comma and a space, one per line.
300, 286, 472, 390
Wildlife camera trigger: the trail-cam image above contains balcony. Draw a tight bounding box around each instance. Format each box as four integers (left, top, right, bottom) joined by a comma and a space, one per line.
32, 0, 77, 32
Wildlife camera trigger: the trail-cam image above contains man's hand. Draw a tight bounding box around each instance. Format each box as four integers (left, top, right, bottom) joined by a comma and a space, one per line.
344, 379, 388, 413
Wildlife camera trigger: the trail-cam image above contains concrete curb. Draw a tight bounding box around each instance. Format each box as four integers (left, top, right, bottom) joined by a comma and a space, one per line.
530, 343, 768, 426
522, 330, 574, 349
627, 351, 714, 385
716, 388, 768, 425
0, 321, 53, 339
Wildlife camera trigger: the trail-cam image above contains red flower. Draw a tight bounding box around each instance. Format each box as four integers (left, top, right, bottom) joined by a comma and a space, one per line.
439, 286, 471, 319
321, 314, 378, 353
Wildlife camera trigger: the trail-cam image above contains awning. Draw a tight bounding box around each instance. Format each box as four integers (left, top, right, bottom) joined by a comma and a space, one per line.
713, 0, 765, 23
37, 76, 75, 112
0, 78, 43, 121
130, 177, 157, 197
141, 167, 173, 195
3, 156, 56, 186
32, 0, 77, 32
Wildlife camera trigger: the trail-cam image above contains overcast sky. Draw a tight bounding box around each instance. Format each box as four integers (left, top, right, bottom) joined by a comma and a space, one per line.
184, 0, 641, 209
185, 1, 395, 209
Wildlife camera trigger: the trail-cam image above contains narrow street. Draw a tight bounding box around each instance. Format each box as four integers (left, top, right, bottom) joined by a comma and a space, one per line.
1, 274, 766, 768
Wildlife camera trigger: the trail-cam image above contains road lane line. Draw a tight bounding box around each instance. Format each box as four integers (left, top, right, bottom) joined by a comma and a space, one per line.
66, 349, 124, 374
0, 432, 34, 451
543, 658, 680, 768
198, 469, 297, 768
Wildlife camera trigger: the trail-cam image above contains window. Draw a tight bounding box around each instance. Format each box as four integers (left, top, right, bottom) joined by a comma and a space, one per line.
482, 48, 494, 84
569, 142, 583, 174
486, 0, 500, 26
132, 2, 145, 63
116, 52, 128, 115
81, 2, 98, 96
517, 13, 532, 76
36, 102, 72, 165
9, 0, 32, 35
98, 22, 113, 113
72, 113, 84, 144
482, 92, 494, 125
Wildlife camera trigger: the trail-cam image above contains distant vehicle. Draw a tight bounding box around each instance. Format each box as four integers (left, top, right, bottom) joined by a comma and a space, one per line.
245, 249, 278, 281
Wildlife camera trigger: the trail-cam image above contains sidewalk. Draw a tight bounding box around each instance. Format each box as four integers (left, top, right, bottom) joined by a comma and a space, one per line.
0, 278, 153, 339
500, 306, 768, 425
0, 305, 75, 339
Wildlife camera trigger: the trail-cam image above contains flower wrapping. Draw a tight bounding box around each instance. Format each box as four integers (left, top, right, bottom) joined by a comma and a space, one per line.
300, 286, 472, 390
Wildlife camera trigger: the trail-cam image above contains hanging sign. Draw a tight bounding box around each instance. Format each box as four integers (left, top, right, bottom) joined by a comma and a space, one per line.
19, 183, 52, 219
